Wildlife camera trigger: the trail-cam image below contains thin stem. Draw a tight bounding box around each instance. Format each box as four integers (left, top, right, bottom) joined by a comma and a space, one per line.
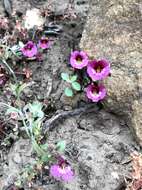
0, 102, 14, 109
0, 44, 20, 59
19, 111, 31, 138
31, 135, 45, 156
1, 59, 17, 83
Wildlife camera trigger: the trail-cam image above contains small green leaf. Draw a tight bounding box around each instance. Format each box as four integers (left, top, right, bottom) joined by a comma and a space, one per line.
70, 75, 77, 82
11, 45, 19, 52
6, 107, 19, 115
41, 154, 49, 163
14, 180, 22, 188
4, 49, 12, 60
17, 83, 29, 97
37, 110, 44, 118
61, 73, 69, 81
10, 83, 19, 96
65, 88, 73, 97
28, 101, 44, 118
19, 41, 24, 48
41, 143, 48, 151
57, 141, 66, 152
72, 82, 81, 91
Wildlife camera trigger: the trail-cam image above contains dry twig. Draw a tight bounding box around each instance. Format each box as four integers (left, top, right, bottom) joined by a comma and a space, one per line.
43, 103, 98, 133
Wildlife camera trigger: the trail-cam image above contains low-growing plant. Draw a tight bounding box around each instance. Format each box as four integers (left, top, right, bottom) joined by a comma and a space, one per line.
0, 7, 75, 188
61, 50, 111, 102
0, 13, 54, 87
61, 72, 81, 97
0, 96, 73, 185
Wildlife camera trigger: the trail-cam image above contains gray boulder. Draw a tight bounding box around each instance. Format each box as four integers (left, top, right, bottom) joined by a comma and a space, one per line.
80, 0, 142, 145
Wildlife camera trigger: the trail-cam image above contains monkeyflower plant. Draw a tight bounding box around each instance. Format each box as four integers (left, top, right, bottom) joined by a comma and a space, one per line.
21, 37, 52, 59
61, 50, 111, 102
0, 82, 74, 186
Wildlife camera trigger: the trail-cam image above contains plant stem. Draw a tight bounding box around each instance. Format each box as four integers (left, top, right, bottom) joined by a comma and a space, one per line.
31, 135, 45, 156
1, 59, 17, 83
18, 110, 31, 138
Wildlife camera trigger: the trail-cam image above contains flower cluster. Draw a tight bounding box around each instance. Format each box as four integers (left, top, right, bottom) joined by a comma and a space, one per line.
21, 37, 51, 58
69, 51, 111, 102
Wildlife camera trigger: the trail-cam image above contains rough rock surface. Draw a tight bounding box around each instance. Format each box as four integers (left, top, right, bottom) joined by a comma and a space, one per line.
11, 0, 89, 17
0, 138, 34, 189
0, 0, 140, 190
0, 110, 138, 190
80, 0, 142, 145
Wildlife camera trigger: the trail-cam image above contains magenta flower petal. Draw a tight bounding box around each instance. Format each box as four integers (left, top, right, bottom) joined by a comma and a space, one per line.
70, 51, 89, 69
86, 83, 106, 102
87, 59, 110, 81
50, 164, 74, 182
38, 37, 51, 49
50, 165, 62, 179
21, 41, 37, 58
61, 166, 74, 182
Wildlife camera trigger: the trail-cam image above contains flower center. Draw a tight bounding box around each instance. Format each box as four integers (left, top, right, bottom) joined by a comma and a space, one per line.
92, 86, 99, 96
58, 164, 67, 174
76, 55, 83, 64
41, 39, 48, 44
94, 64, 104, 73
25, 44, 33, 50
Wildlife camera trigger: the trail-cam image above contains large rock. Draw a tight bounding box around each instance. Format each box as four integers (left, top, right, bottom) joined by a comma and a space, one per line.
11, 0, 89, 17
47, 110, 136, 190
1, 110, 137, 190
80, 0, 142, 144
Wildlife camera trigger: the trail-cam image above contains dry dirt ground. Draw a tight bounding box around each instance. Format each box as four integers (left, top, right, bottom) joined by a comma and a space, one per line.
0, 0, 140, 190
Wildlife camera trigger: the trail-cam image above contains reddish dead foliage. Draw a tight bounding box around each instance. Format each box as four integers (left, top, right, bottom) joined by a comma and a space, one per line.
126, 152, 142, 190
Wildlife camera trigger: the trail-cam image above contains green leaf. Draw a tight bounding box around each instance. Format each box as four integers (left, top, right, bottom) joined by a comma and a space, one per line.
41, 143, 48, 151
32, 138, 45, 156
70, 75, 77, 82
41, 154, 49, 163
17, 83, 30, 97
4, 49, 12, 60
11, 45, 19, 52
14, 180, 22, 188
6, 107, 19, 115
28, 101, 44, 118
72, 82, 81, 91
10, 83, 19, 96
65, 87, 73, 97
56, 141, 66, 152
19, 41, 24, 48
37, 110, 44, 118
10, 83, 30, 98
61, 73, 69, 81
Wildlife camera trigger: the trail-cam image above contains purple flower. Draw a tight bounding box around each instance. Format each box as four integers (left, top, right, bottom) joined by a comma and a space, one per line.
50, 164, 74, 182
70, 51, 89, 69
21, 41, 37, 58
87, 59, 110, 81
86, 83, 106, 102
38, 37, 51, 49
